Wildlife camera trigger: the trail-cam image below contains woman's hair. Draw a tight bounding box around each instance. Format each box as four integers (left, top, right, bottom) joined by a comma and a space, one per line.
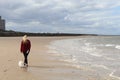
22, 35, 27, 42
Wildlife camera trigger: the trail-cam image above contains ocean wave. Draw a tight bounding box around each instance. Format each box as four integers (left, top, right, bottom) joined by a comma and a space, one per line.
71, 64, 93, 71
85, 43, 91, 46
92, 64, 110, 70
115, 45, 120, 49
104, 57, 115, 61
105, 44, 120, 50
89, 53, 102, 57
47, 45, 59, 54
109, 70, 120, 80
48, 37, 120, 79
105, 44, 115, 47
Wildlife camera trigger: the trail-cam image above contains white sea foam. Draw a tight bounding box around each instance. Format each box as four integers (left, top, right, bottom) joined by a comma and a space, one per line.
60, 58, 76, 63
105, 44, 115, 47
71, 64, 92, 71
104, 56, 115, 61
92, 64, 110, 70
80, 61, 91, 64
89, 53, 102, 57
83, 46, 102, 57
109, 70, 120, 80
115, 45, 120, 49
85, 43, 91, 46
96, 44, 104, 47
59, 55, 77, 63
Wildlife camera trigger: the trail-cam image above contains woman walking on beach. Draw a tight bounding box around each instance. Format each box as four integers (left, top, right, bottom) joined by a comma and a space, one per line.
20, 35, 31, 67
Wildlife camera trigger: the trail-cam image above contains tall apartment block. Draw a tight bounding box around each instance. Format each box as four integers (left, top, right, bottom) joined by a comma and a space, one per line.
0, 16, 5, 30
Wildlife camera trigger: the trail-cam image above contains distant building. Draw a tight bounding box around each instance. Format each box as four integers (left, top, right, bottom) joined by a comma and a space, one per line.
0, 16, 5, 30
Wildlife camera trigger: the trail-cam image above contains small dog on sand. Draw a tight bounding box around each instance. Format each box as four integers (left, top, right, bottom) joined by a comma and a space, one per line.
18, 61, 25, 68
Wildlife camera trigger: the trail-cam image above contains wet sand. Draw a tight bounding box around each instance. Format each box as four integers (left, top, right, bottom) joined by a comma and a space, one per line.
0, 37, 114, 80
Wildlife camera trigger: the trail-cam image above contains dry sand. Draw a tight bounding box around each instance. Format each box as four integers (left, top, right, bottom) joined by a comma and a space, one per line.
0, 37, 111, 80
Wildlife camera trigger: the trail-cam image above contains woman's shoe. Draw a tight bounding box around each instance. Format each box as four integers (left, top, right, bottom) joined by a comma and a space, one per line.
24, 63, 28, 67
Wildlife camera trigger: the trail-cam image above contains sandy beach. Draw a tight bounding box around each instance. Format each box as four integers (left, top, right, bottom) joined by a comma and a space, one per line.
0, 36, 115, 80
0, 37, 82, 80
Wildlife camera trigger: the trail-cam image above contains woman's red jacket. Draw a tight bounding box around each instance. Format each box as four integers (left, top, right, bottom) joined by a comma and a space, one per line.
20, 39, 31, 53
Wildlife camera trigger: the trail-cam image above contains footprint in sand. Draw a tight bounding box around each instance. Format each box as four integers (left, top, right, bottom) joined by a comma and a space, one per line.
8, 60, 12, 61
3, 69, 8, 72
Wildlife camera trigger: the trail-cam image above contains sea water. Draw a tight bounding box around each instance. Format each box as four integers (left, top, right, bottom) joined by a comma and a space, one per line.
48, 36, 120, 80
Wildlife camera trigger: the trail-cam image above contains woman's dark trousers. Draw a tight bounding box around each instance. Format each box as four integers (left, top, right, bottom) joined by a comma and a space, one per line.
23, 52, 29, 65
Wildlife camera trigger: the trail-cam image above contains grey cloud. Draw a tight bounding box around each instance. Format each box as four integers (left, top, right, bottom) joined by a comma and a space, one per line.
1, 0, 120, 34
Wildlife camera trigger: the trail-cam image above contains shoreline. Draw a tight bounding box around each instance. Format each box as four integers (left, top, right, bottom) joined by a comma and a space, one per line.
28, 36, 82, 80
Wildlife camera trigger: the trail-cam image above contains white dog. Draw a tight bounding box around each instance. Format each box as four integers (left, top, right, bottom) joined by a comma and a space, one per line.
18, 61, 25, 68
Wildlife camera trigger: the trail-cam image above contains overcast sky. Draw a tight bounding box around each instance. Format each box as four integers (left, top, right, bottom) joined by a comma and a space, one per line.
0, 0, 120, 35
